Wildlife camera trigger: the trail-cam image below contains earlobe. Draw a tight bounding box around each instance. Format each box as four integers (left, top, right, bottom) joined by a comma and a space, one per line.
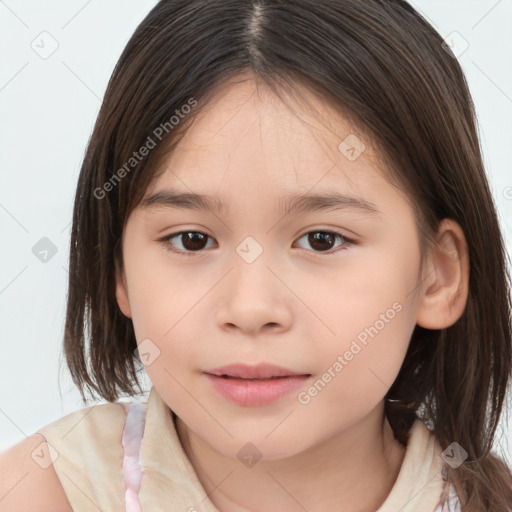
416, 219, 470, 330
115, 262, 132, 319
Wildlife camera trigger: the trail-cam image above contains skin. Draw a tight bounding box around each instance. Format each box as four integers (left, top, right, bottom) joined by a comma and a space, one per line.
115, 72, 469, 512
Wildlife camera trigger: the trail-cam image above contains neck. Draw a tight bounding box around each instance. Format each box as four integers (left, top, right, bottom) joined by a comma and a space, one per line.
175, 401, 406, 512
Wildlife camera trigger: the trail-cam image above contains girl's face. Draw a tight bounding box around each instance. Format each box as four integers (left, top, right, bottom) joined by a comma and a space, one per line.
116, 75, 427, 460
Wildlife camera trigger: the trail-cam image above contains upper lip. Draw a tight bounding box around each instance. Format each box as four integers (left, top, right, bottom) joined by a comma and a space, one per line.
205, 363, 310, 379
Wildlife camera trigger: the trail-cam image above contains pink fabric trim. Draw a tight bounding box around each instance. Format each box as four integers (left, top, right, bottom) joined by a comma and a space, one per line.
121, 401, 147, 512
433, 466, 462, 511
433, 490, 462, 512
425, 424, 462, 511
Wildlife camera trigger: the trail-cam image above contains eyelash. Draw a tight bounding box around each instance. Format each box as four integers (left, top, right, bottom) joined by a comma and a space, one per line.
158, 229, 355, 257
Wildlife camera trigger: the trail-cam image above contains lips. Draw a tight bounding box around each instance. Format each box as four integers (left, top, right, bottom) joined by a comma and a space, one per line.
206, 363, 310, 380
204, 363, 311, 406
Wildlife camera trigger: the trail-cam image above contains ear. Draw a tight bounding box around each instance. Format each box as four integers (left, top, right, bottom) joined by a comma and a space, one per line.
115, 259, 132, 319
416, 218, 469, 329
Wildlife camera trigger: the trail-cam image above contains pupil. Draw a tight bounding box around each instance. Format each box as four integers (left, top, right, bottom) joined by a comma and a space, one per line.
310, 232, 334, 251
183, 232, 207, 251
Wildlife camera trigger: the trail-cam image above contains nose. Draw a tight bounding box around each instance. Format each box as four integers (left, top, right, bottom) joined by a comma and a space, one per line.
215, 257, 293, 336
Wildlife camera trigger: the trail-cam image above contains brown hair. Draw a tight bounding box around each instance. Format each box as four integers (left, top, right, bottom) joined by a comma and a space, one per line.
63, 0, 512, 509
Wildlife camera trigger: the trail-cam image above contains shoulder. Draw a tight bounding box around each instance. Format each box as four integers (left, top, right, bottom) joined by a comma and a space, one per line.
0, 433, 72, 512
36, 399, 128, 452
0, 400, 130, 512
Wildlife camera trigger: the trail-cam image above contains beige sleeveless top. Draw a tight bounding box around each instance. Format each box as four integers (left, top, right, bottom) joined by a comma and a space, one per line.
36, 385, 461, 511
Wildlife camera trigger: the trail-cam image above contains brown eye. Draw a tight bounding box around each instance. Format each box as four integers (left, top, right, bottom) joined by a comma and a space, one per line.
161, 231, 214, 256
295, 230, 351, 254
159, 229, 353, 257
307, 232, 336, 251
179, 232, 209, 251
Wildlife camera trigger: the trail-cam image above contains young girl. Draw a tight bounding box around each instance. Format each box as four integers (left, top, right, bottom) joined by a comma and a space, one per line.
1, 0, 511, 511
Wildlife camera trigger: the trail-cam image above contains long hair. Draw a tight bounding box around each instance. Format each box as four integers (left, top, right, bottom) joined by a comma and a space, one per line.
63, 1, 512, 509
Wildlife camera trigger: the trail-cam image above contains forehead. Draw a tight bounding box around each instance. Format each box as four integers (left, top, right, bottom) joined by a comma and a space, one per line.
141, 76, 397, 216
169, 77, 369, 170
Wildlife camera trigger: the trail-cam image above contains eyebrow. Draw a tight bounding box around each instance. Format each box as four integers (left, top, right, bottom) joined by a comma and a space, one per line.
140, 189, 381, 216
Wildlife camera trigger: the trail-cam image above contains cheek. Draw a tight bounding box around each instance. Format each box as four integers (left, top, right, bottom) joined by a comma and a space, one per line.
297, 242, 420, 403
124, 251, 196, 339
129, 277, 202, 412
296, 246, 419, 346
123, 254, 206, 365
297, 305, 414, 433
343, 306, 413, 391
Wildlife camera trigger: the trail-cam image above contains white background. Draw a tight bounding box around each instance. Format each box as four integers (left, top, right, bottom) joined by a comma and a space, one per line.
1, 0, 511, 470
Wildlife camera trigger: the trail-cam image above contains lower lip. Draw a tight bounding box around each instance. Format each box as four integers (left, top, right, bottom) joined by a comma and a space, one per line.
205, 374, 311, 407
